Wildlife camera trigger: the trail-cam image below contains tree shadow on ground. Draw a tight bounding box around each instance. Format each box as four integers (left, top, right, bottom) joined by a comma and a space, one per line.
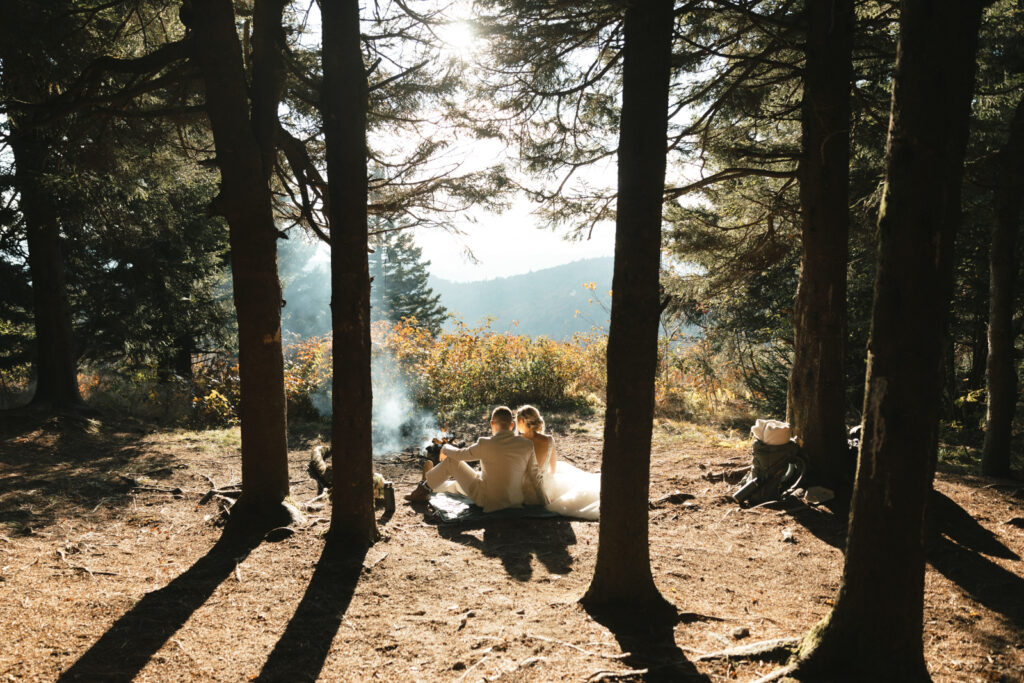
256, 535, 366, 682
926, 491, 1023, 628
437, 518, 577, 581
0, 413, 174, 531
786, 496, 850, 551
57, 530, 259, 682
585, 609, 710, 682
787, 488, 1023, 628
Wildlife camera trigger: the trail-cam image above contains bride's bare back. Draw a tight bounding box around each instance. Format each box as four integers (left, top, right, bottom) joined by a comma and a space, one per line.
528, 432, 556, 473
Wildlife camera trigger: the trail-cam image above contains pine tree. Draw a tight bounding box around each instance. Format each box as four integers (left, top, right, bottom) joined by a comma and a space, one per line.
369, 228, 446, 335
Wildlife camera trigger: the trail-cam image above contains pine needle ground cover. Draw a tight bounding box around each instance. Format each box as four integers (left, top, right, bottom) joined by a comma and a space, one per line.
1, 414, 1020, 682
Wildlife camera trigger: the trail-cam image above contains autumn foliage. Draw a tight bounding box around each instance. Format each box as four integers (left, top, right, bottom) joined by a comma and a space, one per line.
65, 317, 749, 427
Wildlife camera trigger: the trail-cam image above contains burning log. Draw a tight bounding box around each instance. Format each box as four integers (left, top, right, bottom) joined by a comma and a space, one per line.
423, 432, 465, 465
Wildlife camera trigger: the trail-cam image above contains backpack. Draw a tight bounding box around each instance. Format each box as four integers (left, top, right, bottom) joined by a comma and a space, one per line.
731, 439, 806, 507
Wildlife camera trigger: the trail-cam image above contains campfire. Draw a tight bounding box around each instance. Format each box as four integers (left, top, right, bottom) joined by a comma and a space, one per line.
423, 431, 464, 465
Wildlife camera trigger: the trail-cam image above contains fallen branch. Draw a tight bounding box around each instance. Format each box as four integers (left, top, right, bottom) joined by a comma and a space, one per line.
57, 549, 117, 577
677, 612, 725, 624
695, 637, 799, 663
485, 656, 546, 681
586, 668, 648, 682
457, 647, 492, 682
304, 491, 330, 508
119, 476, 185, 495
527, 634, 631, 660
70, 565, 119, 577
199, 488, 243, 505
751, 663, 798, 683
649, 491, 695, 508
703, 466, 752, 483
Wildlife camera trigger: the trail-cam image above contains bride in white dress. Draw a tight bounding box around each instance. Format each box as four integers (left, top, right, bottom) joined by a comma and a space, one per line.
516, 405, 600, 520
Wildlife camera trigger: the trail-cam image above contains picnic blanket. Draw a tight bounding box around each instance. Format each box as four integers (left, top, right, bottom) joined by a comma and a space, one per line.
428, 492, 563, 524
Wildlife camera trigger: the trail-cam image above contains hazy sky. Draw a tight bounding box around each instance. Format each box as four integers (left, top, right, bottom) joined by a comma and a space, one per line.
414, 198, 616, 283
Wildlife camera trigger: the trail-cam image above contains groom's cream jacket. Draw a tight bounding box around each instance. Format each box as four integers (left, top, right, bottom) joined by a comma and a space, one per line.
441, 430, 547, 512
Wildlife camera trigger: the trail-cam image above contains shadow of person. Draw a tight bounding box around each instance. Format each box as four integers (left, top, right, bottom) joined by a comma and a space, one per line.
57, 530, 260, 682
584, 607, 710, 682
437, 518, 576, 581
926, 491, 1024, 628
256, 534, 366, 682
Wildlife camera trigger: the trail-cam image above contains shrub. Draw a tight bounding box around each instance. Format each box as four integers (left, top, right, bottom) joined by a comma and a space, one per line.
74, 318, 758, 429
376, 318, 606, 419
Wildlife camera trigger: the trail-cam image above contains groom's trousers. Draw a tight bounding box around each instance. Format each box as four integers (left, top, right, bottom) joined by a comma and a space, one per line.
425, 458, 483, 502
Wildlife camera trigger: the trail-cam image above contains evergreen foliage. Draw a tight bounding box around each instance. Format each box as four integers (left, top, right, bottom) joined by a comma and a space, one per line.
369, 227, 447, 335
279, 228, 446, 339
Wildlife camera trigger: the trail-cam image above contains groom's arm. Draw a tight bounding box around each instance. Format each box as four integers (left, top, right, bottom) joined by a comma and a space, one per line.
441, 440, 482, 463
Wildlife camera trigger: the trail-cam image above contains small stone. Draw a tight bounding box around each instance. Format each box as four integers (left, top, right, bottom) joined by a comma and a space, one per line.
781, 528, 796, 543
805, 486, 835, 504
732, 626, 750, 639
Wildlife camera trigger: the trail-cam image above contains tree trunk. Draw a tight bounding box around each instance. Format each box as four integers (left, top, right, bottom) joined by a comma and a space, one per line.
186, 0, 295, 533
963, 295, 988, 429
982, 93, 1024, 477
794, 2, 988, 680
580, 0, 674, 621
5, 89, 84, 412
322, 0, 378, 545
787, 0, 854, 492
968, 300, 988, 391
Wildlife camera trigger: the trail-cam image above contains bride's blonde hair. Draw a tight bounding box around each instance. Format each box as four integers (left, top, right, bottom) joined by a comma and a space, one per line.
515, 405, 545, 433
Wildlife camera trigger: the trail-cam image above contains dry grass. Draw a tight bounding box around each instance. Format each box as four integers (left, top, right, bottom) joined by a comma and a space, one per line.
1, 411, 1021, 682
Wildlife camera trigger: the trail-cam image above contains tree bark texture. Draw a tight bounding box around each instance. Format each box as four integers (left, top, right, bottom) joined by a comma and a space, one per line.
787, 0, 853, 491
322, 0, 378, 545
1, 43, 85, 412
580, 0, 674, 619
795, 2, 988, 680
186, 0, 292, 528
982, 93, 1024, 476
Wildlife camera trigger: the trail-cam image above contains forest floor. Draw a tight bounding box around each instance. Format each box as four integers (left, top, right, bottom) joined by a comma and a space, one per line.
1, 410, 1022, 683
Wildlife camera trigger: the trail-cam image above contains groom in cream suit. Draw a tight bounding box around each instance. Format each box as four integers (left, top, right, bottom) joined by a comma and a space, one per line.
407, 406, 546, 512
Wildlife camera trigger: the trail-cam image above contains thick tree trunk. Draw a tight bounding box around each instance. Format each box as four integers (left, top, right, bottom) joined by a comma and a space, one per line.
580, 0, 674, 621
186, 0, 295, 532
787, 0, 854, 492
982, 93, 1024, 477
5, 102, 84, 411
322, 0, 377, 545
794, 2, 987, 680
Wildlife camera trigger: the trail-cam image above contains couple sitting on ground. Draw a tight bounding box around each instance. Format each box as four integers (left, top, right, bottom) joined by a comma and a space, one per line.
407, 405, 601, 520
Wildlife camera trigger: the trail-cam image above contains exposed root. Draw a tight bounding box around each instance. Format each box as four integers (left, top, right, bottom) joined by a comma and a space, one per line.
695, 637, 800, 663
586, 667, 648, 682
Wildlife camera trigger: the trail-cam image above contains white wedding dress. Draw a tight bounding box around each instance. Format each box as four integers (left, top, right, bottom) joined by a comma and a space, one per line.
540, 459, 600, 520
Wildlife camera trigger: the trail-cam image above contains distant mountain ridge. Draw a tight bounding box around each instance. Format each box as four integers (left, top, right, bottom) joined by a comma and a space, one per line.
428, 257, 614, 339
